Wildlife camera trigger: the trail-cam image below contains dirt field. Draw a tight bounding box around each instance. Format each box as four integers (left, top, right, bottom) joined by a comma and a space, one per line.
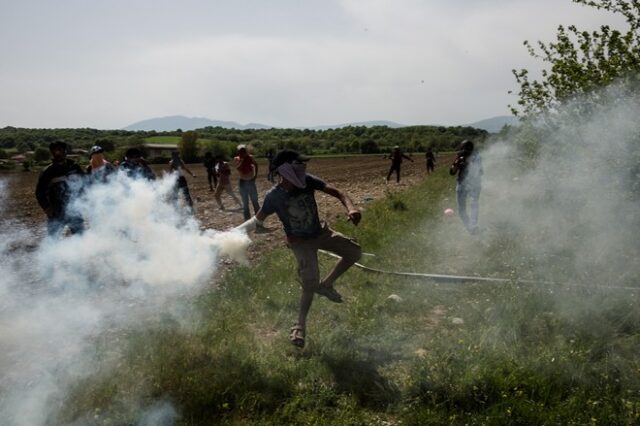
1, 154, 448, 262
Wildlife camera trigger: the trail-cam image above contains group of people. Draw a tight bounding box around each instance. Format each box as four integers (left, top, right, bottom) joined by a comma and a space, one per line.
35, 141, 195, 237
384, 142, 483, 235
202, 144, 261, 221
35, 138, 482, 349
384, 145, 438, 183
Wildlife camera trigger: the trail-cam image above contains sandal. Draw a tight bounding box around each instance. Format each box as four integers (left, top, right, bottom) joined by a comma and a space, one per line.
316, 285, 343, 303
289, 324, 305, 348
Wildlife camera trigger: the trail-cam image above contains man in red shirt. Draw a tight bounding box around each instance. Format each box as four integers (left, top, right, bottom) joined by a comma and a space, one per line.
233, 144, 260, 220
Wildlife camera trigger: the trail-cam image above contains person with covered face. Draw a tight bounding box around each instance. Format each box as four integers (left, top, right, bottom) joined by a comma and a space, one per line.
85, 145, 116, 183
233, 144, 260, 221
449, 140, 483, 234
35, 140, 86, 236
237, 149, 362, 348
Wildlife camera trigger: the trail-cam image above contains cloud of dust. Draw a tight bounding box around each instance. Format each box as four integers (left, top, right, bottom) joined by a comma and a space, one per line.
0, 172, 250, 425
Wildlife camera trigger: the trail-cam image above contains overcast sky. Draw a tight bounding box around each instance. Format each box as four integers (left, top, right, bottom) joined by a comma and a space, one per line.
0, 0, 628, 129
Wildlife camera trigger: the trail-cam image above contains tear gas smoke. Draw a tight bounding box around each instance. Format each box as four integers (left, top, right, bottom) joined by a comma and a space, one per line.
0, 172, 250, 425
431, 80, 640, 288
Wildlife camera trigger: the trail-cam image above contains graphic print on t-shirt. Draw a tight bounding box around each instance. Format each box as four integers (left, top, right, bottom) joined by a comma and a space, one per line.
286, 191, 320, 236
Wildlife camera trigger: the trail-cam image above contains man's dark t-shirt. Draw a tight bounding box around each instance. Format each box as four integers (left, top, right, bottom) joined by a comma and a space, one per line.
261, 174, 326, 238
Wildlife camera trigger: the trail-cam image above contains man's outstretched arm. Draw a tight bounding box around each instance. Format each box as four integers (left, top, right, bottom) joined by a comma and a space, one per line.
322, 184, 361, 225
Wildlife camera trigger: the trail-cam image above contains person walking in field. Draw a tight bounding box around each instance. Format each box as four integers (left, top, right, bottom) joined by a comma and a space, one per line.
203, 152, 217, 191
35, 140, 86, 236
233, 144, 260, 221
213, 155, 242, 211
237, 149, 362, 348
425, 147, 436, 174
449, 140, 483, 234
169, 151, 196, 211
386, 145, 413, 183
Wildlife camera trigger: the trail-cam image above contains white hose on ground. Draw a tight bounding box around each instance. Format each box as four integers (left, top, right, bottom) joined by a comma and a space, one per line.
318, 250, 637, 290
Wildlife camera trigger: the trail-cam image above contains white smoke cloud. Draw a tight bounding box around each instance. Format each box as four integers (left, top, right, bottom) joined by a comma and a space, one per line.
136, 400, 179, 426
0, 172, 250, 425
436, 80, 640, 288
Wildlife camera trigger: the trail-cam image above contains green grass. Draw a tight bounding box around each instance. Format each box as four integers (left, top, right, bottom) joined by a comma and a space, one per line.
58, 167, 640, 425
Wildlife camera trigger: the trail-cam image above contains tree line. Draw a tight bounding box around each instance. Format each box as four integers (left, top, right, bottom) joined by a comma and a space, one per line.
0, 124, 487, 165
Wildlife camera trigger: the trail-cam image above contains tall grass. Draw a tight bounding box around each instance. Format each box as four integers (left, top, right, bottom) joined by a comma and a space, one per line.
59, 167, 640, 425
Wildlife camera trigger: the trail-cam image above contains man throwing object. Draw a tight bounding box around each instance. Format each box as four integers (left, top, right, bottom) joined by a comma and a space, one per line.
238, 149, 362, 348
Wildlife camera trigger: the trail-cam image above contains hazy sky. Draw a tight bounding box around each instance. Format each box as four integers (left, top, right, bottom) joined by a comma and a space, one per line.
0, 0, 628, 129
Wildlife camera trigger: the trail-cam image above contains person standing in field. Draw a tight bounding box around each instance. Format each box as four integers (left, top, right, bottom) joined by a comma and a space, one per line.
266, 149, 275, 183
425, 147, 436, 174
233, 144, 260, 221
203, 152, 217, 191
213, 155, 242, 211
35, 140, 86, 236
85, 145, 116, 183
169, 151, 196, 211
449, 140, 483, 234
386, 145, 413, 183
237, 149, 362, 348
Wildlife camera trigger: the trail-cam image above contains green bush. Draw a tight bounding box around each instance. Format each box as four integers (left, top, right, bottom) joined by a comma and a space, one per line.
33, 147, 50, 162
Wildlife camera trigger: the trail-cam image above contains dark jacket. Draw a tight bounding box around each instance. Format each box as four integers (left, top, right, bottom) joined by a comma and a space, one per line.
120, 159, 156, 180
203, 156, 215, 172
35, 159, 85, 217
390, 150, 412, 165
450, 151, 483, 185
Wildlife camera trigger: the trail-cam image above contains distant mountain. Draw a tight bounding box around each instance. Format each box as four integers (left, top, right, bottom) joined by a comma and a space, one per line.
123, 115, 272, 131
467, 115, 519, 133
123, 116, 409, 131
124, 115, 515, 133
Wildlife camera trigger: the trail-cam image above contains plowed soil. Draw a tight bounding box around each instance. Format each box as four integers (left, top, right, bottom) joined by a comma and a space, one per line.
1, 154, 449, 263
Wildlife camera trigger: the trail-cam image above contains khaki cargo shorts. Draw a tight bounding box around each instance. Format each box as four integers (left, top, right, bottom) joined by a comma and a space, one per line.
288, 223, 362, 290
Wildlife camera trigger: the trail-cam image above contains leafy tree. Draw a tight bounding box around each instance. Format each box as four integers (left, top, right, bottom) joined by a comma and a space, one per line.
33, 147, 50, 162
0, 148, 7, 159
16, 141, 32, 153
360, 139, 379, 154
180, 131, 199, 162
95, 138, 116, 152
0, 137, 15, 149
510, 0, 640, 116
